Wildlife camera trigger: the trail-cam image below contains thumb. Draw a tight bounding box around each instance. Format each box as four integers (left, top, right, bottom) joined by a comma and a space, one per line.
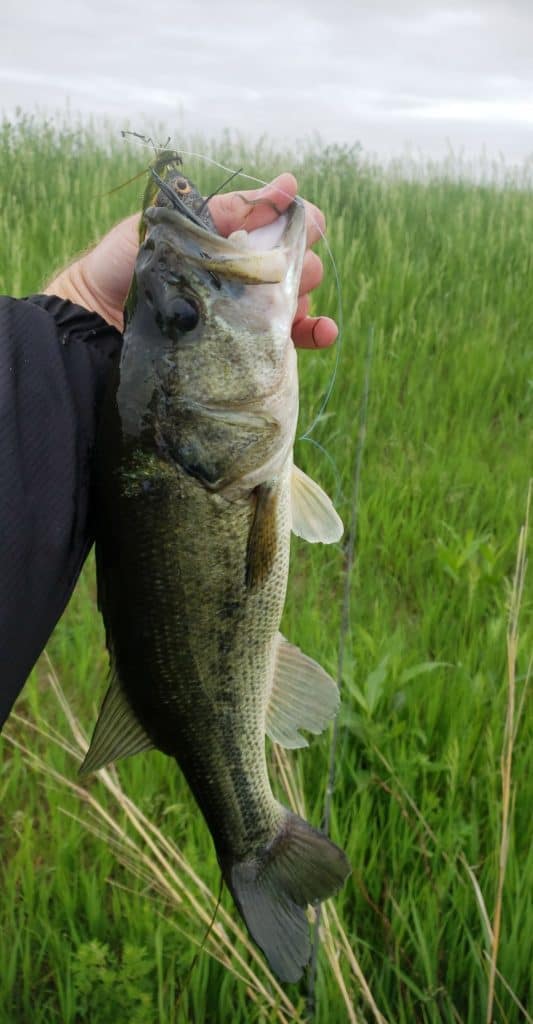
82, 212, 141, 312
209, 172, 298, 236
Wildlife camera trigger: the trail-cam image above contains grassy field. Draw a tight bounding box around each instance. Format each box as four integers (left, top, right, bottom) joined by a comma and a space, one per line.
0, 115, 531, 1023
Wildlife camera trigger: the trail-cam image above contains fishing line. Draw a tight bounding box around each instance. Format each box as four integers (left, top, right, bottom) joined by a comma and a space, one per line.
174, 873, 224, 1014
177, 148, 344, 448
100, 133, 177, 197
306, 325, 375, 1018
121, 130, 172, 154
198, 166, 244, 215
302, 436, 345, 502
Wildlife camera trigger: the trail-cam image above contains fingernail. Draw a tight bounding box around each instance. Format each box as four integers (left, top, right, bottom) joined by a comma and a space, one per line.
311, 319, 322, 348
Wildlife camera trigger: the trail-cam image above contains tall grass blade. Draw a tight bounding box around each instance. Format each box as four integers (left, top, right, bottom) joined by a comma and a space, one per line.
486, 482, 531, 1024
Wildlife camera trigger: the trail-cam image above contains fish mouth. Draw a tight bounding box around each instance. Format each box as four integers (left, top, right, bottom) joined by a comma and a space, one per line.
142, 199, 307, 285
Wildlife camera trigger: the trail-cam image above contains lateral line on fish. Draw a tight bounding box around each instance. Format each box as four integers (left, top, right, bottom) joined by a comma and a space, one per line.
177, 148, 344, 446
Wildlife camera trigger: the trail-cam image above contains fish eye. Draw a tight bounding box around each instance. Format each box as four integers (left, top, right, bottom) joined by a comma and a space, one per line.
169, 297, 199, 332
175, 177, 192, 194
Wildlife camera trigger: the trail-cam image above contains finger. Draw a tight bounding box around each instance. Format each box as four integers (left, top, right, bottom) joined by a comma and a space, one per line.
84, 213, 140, 279
293, 294, 310, 326
209, 172, 298, 236
113, 212, 142, 254
83, 213, 141, 303
304, 200, 326, 248
298, 250, 323, 298
292, 315, 338, 350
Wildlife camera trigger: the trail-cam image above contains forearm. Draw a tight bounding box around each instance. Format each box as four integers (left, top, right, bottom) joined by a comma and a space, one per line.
0, 294, 122, 727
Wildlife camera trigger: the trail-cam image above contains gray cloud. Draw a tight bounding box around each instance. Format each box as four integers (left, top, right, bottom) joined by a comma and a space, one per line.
1, 0, 532, 160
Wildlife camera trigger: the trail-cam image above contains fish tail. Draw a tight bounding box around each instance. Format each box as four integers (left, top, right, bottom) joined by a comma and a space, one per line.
225, 810, 350, 983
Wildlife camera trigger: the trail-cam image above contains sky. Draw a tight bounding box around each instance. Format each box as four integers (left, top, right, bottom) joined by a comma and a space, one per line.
2, 0, 533, 164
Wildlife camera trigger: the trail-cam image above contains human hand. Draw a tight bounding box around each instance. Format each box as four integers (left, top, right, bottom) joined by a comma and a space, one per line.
209, 173, 338, 349
45, 173, 338, 348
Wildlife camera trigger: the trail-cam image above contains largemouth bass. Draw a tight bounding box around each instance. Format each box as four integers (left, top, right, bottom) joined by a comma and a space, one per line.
82, 161, 350, 982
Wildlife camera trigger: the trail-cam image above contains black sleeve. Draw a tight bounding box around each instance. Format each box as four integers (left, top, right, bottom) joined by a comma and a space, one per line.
0, 294, 122, 728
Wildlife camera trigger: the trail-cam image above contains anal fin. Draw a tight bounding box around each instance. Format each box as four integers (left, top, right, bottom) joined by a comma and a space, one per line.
80, 674, 154, 776
266, 634, 339, 749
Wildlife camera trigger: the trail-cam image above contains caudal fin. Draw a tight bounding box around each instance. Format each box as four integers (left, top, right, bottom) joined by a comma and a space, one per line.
226, 811, 350, 983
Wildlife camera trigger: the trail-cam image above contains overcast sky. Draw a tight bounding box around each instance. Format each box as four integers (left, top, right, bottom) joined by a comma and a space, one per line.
2, 0, 533, 163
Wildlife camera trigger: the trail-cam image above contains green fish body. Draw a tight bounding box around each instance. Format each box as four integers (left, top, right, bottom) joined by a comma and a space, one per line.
83, 167, 350, 982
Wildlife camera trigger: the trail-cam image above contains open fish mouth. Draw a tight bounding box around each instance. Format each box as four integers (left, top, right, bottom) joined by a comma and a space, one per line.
142, 198, 307, 286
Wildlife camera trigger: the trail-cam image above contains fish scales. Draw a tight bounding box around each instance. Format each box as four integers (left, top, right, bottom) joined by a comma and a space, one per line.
84, 157, 350, 982
97, 447, 290, 853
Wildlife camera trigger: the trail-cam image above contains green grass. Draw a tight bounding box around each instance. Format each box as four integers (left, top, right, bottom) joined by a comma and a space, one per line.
0, 114, 531, 1023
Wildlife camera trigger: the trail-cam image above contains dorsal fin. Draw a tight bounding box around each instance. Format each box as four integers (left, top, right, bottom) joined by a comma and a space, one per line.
266, 634, 339, 748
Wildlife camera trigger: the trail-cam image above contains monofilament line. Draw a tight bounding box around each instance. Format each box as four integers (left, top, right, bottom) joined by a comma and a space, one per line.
306, 325, 375, 1019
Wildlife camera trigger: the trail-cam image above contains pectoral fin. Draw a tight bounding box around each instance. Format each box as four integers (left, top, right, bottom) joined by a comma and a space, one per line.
266, 634, 339, 748
291, 465, 343, 543
246, 483, 278, 590
79, 675, 154, 776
